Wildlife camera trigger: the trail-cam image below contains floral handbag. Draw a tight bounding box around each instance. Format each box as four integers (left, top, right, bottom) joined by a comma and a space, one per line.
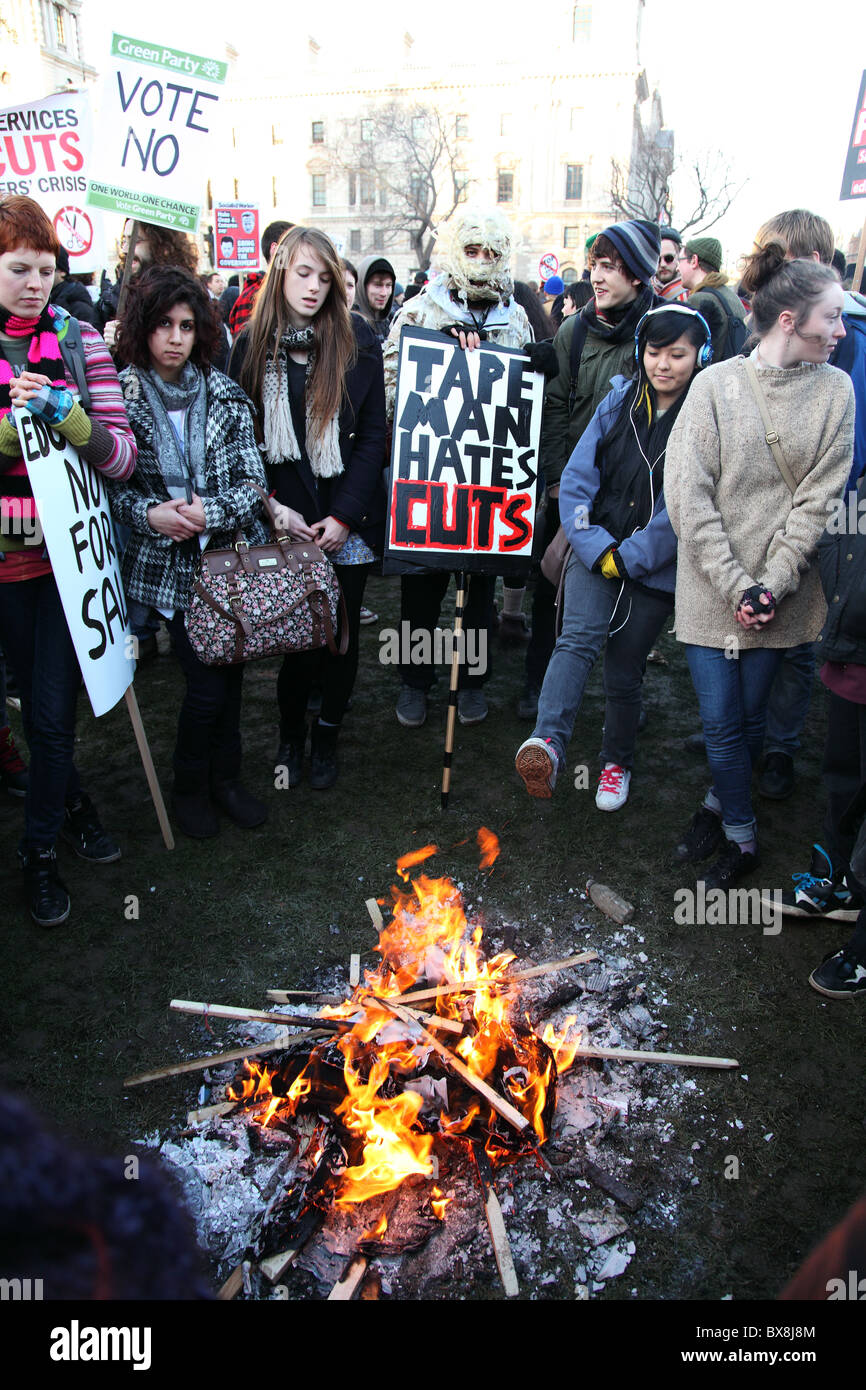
185, 481, 348, 666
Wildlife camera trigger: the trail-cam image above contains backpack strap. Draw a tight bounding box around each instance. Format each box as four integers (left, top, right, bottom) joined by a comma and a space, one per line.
567, 313, 590, 412
57, 315, 92, 411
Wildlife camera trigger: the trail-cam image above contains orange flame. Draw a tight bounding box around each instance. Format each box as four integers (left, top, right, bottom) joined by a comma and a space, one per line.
396, 844, 439, 881
542, 1015, 583, 1074
477, 827, 500, 869
431, 1186, 451, 1220
361, 1212, 388, 1241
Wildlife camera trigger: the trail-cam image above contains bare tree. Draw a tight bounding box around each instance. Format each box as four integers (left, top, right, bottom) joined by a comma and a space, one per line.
328, 101, 472, 270
610, 144, 743, 236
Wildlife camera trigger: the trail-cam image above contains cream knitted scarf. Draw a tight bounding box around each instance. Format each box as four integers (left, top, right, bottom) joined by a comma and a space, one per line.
261, 328, 343, 478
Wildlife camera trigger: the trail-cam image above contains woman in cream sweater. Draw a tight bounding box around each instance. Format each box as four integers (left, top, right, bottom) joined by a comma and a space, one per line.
665, 242, 854, 890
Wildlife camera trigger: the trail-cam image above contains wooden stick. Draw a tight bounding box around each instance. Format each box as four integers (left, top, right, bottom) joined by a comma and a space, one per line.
570, 1045, 739, 1070
260, 1246, 303, 1284
349, 954, 361, 988
390, 951, 600, 1005
266, 990, 344, 1006
365, 898, 383, 931
122, 1028, 321, 1087
473, 1145, 519, 1297
327, 1254, 368, 1301
169, 997, 461, 1035
186, 1100, 237, 1126
441, 569, 466, 810
124, 685, 174, 850
379, 998, 529, 1133
217, 1265, 244, 1301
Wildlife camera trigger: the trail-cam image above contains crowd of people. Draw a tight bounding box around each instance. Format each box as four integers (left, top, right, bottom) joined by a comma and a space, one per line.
1, 190, 865, 1006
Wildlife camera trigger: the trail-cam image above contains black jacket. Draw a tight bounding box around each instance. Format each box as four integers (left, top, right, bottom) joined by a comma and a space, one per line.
50, 277, 99, 327
228, 316, 387, 552
816, 471, 866, 666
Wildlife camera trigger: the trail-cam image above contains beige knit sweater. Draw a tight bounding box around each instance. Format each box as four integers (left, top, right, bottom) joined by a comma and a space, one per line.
665, 355, 854, 649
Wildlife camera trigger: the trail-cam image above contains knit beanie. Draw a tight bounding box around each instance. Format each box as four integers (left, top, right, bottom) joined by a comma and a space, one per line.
683, 236, 722, 272
544, 275, 564, 296
659, 226, 682, 246
598, 219, 660, 285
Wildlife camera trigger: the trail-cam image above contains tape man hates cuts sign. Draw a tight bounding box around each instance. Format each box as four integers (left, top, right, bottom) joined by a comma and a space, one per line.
14, 410, 132, 719
385, 327, 544, 575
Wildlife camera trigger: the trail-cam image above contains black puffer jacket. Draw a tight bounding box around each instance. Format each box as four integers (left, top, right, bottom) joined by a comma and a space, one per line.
50, 277, 99, 327
816, 471, 866, 665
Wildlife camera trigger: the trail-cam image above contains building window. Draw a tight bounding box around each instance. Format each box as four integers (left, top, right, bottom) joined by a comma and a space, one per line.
272, 123, 283, 145
348, 173, 356, 206
497, 171, 514, 204
564, 226, 580, 248
410, 173, 425, 205
572, 5, 592, 41
350, 229, 362, 252
565, 164, 584, 201
379, 184, 388, 209
311, 120, 325, 144
54, 4, 66, 49
454, 169, 469, 202
272, 176, 278, 208
361, 119, 374, 142
360, 174, 375, 206
455, 113, 469, 139
499, 113, 512, 138
411, 116, 425, 140
373, 229, 384, 251
312, 174, 326, 207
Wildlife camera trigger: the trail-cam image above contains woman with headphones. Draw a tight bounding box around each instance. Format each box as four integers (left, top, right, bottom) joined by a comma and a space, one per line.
515, 304, 712, 809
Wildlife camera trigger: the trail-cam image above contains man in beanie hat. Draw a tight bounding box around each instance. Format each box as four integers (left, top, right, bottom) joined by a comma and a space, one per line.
653, 227, 688, 303
517, 218, 664, 720
678, 235, 747, 360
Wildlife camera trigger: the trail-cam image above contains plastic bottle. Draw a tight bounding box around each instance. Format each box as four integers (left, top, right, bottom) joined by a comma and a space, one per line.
586, 879, 634, 924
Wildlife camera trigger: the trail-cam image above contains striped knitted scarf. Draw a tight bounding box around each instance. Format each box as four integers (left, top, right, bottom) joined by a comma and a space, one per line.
0, 303, 72, 523
261, 328, 343, 479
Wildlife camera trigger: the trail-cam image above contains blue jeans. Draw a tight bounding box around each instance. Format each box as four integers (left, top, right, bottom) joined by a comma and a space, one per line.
764, 642, 815, 757
685, 643, 784, 837
0, 573, 84, 848
534, 554, 673, 769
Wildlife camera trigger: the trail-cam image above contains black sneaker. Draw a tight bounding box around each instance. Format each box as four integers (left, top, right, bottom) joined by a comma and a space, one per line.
773, 843, 865, 921
20, 847, 70, 927
172, 789, 219, 839
396, 685, 427, 728
683, 730, 706, 753
672, 806, 723, 864
60, 794, 121, 863
700, 839, 760, 891
809, 948, 866, 1000
758, 751, 795, 800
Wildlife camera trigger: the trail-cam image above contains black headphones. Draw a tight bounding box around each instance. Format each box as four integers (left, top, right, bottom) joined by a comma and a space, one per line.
634, 304, 713, 369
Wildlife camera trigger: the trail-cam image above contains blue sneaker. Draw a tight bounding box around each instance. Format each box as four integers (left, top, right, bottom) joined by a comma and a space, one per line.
809, 948, 866, 1000
775, 844, 864, 921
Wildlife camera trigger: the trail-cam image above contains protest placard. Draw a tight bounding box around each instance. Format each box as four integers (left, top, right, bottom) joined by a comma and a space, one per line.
86, 32, 228, 232
841, 69, 866, 201
214, 203, 260, 271
0, 92, 104, 273
14, 410, 133, 719
385, 326, 543, 575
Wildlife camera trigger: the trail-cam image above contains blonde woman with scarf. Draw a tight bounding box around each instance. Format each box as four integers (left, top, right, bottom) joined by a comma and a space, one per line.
229, 226, 387, 790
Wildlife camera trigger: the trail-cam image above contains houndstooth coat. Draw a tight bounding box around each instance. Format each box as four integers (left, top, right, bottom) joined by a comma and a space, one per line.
108, 364, 270, 612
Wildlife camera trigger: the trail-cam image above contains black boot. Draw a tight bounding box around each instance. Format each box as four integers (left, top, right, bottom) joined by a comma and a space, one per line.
274, 727, 305, 788
172, 784, 219, 839
310, 721, 339, 790
211, 779, 267, 828
20, 846, 70, 927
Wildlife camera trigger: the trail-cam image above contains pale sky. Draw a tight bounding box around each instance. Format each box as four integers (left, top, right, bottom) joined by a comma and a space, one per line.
80, 0, 866, 267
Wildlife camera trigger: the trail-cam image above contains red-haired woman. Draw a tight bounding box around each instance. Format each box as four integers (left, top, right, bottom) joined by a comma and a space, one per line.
0, 196, 136, 926
230, 226, 386, 789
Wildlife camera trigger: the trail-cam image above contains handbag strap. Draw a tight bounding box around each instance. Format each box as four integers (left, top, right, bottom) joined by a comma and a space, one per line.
743, 359, 797, 495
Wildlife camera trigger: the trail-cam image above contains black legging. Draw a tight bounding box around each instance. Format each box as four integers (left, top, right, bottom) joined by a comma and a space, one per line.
277, 562, 371, 735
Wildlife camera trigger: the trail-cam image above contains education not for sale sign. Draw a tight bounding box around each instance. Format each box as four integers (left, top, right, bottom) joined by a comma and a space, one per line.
385, 327, 543, 574
87, 32, 228, 232
15, 411, 133, 718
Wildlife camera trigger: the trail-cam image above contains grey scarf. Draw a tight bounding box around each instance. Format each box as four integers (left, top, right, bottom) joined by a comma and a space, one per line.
261, 329, 343, 478
139, 363, 209, 502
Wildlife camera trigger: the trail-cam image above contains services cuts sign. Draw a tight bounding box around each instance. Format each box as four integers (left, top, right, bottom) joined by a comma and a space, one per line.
0, 92, 104, 273
841, 70, 866, 200
87, 32, 228, 232
385, 327, 543, 574
15, 411, 132, 718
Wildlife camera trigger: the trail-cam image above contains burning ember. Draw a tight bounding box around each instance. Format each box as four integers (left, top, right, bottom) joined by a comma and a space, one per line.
222, 830, 582, 1218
